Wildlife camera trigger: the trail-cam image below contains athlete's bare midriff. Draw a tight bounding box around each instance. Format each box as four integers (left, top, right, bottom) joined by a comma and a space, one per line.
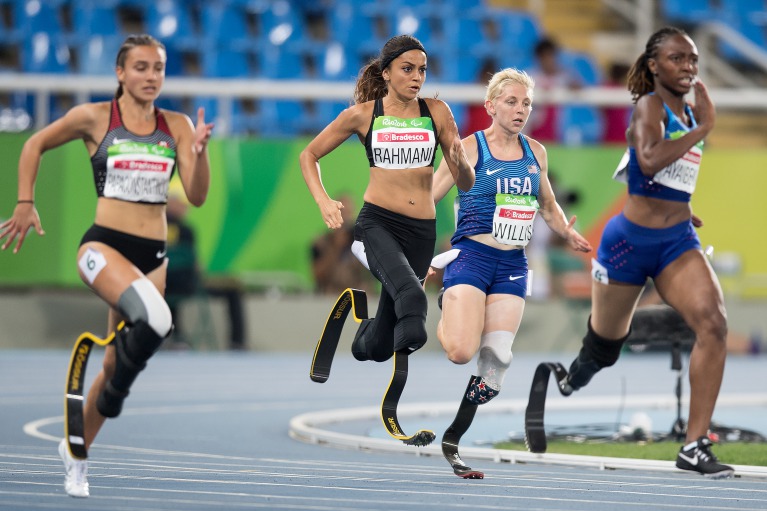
364, 166, 435, 219
624, 194, 692, 229
94, 197, 167, 240
467, 233, 524, 251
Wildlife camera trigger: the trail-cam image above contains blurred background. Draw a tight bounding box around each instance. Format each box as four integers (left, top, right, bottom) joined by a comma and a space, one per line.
0, 0, 765, 354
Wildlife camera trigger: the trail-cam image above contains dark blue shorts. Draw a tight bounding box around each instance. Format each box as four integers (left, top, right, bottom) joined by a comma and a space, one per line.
595, 212, 701, 285
443, 238, 528, 298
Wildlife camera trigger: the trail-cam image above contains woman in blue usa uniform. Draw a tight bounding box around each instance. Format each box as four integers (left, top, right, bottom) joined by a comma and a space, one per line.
432, 67, 591, 477
1, 34, 213, 497
558, 27, 733, 478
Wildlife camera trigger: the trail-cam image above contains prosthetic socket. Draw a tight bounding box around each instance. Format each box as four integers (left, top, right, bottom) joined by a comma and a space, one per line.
96, 279, 172, 418
466, 331, 515, 405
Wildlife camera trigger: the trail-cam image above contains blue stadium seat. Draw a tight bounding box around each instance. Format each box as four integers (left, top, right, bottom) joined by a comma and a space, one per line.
494, 9, 542, 67
200, 3, 252, 51
201, 46, 253, 78
318, 42, 357, 82
661, 0, 718, 24
560, 51, 601, 86
258, 99, 305, 137
143, 0, 197, 50
390, 8, 434, 47
718, 15, 767, 63
259, 43, 307, 80
256, 0, 308, 48
14, 0, 65, 36
76, 35, 122, 75
327, 2, 385, 60
21, 33, 71, 74
559, 106, 604, 145
71, 2, 121, 39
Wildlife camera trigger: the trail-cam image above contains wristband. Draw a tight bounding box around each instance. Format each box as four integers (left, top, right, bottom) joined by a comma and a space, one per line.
17, 200, 34, 204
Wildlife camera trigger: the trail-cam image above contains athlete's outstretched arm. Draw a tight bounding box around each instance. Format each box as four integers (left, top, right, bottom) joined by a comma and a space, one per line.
1, 104, 99, 253
530, 139, 591, 253
300, 106, 365, 230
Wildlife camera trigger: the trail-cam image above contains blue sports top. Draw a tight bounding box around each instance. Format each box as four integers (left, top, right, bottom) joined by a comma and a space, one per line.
627, 97, 701, 202
451, 131, 542, 245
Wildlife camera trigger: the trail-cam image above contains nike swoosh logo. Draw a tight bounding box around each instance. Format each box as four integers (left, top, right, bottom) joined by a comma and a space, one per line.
678, 452, 698, 465
509, 275, 525, 281
486, 168, 502, 176
113, 138, 130, 145
156, 249, 167, 259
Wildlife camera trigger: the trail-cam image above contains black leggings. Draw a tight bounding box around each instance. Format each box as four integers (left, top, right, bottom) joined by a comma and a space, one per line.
353, 202, 436, 361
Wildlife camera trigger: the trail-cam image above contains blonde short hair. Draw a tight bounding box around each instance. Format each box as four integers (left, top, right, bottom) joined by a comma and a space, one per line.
485, 68, 535, 103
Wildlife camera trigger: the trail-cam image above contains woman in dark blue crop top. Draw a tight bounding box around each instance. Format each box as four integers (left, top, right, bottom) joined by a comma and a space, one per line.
300, 35, 474, 444
1, 34, 214, 497
558, 27, 732, 478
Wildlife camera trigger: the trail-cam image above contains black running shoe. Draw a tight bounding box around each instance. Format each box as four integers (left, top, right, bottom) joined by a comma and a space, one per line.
437, 287, 444, 310
675, 436, 734, 479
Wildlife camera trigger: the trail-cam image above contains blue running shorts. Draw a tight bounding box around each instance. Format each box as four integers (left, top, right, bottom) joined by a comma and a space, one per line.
594, 212, 701, 286
443, 238, 528, 298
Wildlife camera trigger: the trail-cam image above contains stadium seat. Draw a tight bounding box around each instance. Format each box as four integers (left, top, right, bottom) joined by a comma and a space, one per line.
76, 35, 122, 75
14, 0, 65, 36
318, 42, 357, 82
328, 2, 387, 61
143, 0, 197, 49
21, 33, 71, 74
661, 0, 718, 25
201, 46, 253, 78
200, 3, 253, 51
71, 2, 121, 39
559, 105, 604, 145
494, 9, 542, 67
259, 43, 308, 80
390, 7, 434, 47
560, 51, 601, 86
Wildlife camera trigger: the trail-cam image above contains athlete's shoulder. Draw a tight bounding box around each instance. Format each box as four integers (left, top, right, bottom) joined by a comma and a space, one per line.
54, 101, 108, 136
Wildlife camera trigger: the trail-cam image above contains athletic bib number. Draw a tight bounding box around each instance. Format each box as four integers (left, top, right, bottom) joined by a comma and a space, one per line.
492, 194, 539, 247
104, 142, 176, 203
651, 140, 702, 194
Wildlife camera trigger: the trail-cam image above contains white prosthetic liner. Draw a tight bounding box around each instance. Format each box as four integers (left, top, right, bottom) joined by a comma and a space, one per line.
477, 331, 515, 391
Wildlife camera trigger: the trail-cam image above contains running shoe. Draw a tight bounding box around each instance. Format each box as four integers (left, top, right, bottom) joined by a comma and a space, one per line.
675, 436, 734, 479
58, 439, 89, 497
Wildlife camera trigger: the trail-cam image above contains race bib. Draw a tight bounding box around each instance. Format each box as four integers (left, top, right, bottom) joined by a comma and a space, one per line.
492, 194, 539, 246
651, 139, 702, 194
104, 142, 176, 203
369, 116, 435, 169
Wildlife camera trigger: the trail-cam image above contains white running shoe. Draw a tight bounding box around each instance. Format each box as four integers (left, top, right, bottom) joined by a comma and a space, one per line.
58, 439, 89, 498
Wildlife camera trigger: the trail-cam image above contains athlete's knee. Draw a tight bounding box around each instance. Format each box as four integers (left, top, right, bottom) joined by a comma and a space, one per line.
444, 343, 474, 365
116, 278, 173, 338
690, 306, 728, 345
